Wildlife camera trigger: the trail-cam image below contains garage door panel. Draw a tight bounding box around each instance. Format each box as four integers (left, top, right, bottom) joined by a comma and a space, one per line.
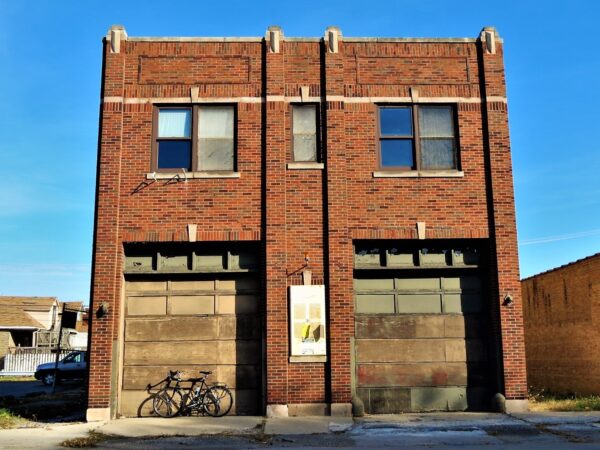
356, 339, 445, 363
356, 294, 395, 313
170, 295, 215, 315
127, 296, 167, 316
217, 316, 262, 340
125, 341, 221, 365
217, 295, 261, 315
356, 315, 445, 339
122, 364, 261, 390
397, 294, 442, 313
125, 317, 218, 342
395, 278, 441, 290
218, 340, 262, 365
358, 388, 411, 414
443, 294, 483, 314
170, 280, 215, 291
446, 339, 489, 363
357, 363, 468, 387
122, 365, 219, 390
126, 281, 168, 292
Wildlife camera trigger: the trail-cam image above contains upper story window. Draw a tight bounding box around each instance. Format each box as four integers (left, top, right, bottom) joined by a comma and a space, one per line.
153, 105, 235, 172
292, 104, 318, 162
379, 105, 458, 171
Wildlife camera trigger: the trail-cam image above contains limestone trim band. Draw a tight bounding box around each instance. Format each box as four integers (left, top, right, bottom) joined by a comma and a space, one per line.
103, 96, 507, 105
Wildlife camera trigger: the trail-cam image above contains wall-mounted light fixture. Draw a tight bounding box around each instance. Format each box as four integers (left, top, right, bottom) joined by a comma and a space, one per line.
503, 294, 513, 306
96, 302, 110, 318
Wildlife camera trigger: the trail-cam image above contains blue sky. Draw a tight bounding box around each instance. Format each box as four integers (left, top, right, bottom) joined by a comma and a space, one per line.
0, 0, 598, 303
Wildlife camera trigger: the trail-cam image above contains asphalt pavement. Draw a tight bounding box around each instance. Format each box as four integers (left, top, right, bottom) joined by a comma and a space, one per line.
0, 380, 81, 397
1, 412, 600, 449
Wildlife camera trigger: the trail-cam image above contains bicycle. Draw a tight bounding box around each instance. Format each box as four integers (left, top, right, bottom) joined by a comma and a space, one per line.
152, 370, 233, 418
151, 370, 185, 418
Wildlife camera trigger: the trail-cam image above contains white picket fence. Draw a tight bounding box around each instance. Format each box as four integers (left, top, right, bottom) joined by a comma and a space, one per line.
0, 348, 76, 376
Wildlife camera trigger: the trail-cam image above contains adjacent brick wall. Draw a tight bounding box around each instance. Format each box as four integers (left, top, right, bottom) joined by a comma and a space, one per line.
522, 253, 600, 394
89, 28, 526, 416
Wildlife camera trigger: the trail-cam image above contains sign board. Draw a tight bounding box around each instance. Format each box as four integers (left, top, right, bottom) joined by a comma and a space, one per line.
289, 285, 326, 356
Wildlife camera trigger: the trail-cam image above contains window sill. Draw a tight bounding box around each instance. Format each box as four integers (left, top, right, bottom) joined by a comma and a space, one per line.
289, 355, 327, 363
373, 170, 464, 178
146, 171, 241, 180
287, 162, 325, 170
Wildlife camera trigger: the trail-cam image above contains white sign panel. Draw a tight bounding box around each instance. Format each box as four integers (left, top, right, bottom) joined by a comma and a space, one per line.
289, 285, 327, 356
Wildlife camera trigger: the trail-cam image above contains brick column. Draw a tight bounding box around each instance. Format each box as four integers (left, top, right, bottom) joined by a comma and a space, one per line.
323, 28, 353, 415
479, 27, 528, 411
87, 26, 126, 421
263, 27, 290, 416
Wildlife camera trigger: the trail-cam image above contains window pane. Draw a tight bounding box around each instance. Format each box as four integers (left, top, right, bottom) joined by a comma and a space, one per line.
293, 106, 316, 134
380, 139, 414, 168
158, 109, 191, 138
419, 106, 454, 137
157, 140, 192, 169
199, 138, 234, 170
293, 135, 317, 161
198, 107, 234, 138
380, 108, 412, 136
420, 139, 456, 169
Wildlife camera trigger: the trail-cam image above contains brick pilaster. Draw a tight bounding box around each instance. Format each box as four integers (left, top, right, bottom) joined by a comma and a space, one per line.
87, 38, 125, 413
323, 36, 353, 405
264, 31, 289, 407
479, 30, 528, 400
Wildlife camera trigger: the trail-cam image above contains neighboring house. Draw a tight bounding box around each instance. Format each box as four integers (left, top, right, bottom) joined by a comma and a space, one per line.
522, 252, 600, 395
59, 301, 89, 349
87, 25, 527, 421
0, 296, 59, 354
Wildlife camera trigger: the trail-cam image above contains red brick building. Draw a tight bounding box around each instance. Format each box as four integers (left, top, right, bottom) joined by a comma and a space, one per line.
87, 25, 527, 420
522, 252, 600, 395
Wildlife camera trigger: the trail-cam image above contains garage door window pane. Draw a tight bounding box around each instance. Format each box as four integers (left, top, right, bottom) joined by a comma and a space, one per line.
356, 295, 395, 313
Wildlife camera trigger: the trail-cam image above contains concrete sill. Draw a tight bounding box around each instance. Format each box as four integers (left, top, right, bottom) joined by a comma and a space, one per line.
287, 162, 325, 170
289, 355, 327, 363
146, 172, 241, 180
373, 170, 464, 178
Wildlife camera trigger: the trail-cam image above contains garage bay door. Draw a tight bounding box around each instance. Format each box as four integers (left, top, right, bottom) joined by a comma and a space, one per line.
120, 276, 262, 416
354, 272, 491, 413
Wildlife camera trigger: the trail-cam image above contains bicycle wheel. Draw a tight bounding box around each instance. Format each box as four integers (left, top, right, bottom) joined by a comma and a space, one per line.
204, 385, 233, 417
153, 388, 184, 418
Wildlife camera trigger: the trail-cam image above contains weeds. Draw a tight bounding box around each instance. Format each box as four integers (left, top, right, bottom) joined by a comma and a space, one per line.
60, 431, 112, 448
529, 389, 600, 411
0, 408, 25, 429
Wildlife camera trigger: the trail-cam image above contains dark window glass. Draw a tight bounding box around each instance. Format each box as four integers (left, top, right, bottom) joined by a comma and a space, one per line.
157, 140, 192, 169
381, 140, 413, 168
380, 108, 412, 136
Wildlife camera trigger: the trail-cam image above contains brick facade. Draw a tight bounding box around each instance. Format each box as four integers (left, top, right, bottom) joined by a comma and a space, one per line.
87, 25, 527, 419
522, 253, 600, 394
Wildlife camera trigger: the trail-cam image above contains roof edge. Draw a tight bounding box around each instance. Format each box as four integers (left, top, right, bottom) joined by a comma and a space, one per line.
521, 251, 600, 282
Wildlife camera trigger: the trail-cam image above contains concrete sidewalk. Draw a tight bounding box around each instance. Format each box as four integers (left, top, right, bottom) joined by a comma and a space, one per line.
1, 412, 599, 450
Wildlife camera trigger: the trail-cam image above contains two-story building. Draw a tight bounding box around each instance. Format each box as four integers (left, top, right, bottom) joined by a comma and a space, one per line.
87, 25, 527, 421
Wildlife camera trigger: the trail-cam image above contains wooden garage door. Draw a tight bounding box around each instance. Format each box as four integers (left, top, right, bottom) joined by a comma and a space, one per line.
120, 276, 262, 416
354, 273, 490, 413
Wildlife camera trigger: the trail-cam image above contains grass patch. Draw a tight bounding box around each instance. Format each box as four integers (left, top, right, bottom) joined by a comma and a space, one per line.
0, 408, 26, 429
529, 390, 600, 412
0, 376, 36, 382
60, 431, 112, 448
